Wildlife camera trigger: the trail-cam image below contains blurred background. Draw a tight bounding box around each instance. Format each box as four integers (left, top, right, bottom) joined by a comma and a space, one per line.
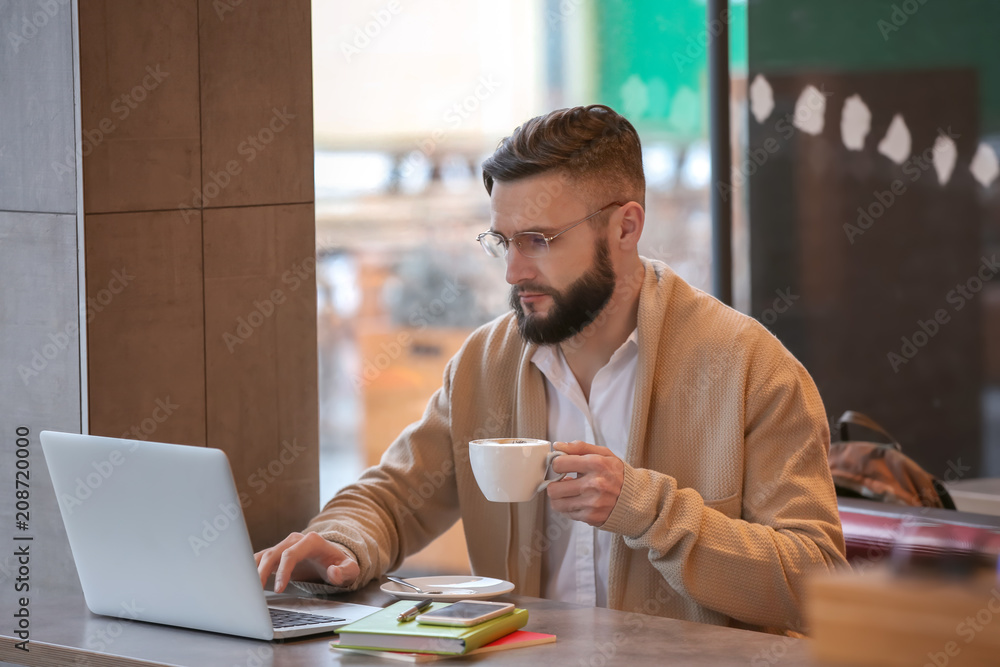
313, 0, 744, 573
312, 0, 1000, 575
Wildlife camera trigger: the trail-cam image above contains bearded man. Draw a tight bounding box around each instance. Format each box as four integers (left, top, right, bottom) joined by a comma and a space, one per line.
256, 104, 848, 634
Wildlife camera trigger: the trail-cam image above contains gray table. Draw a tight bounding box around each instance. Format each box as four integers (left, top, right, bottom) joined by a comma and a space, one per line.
0, 580, 817, 666
945, 477, 1000, 517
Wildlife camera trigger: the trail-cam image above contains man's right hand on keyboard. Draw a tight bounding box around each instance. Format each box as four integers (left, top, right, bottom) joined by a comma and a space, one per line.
254, 531, 361, 593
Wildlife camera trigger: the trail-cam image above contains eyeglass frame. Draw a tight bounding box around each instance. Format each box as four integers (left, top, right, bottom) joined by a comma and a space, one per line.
476, 200, 627, 259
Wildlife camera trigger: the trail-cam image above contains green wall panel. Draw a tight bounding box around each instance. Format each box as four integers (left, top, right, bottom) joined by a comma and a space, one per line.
747, 0, 1000, 133
595, 0, 747, 140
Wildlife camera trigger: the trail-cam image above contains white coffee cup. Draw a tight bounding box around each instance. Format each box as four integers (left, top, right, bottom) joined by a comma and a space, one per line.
468, 438, 566, 503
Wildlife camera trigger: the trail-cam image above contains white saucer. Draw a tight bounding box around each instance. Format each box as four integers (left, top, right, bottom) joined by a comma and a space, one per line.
380, 575, 515, 601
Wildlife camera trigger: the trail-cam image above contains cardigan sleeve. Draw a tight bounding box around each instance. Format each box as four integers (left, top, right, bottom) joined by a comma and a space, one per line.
302, 358, 462, 590
599, 342, 849, 631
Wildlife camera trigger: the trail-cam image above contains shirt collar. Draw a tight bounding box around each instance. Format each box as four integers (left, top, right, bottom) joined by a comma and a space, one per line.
529, 328, 639, 376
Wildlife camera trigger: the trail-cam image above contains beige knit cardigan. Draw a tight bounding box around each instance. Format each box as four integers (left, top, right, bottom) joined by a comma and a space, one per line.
307, 257, 848, 632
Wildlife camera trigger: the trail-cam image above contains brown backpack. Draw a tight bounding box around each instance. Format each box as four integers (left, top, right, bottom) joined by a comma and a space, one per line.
828, 411, 956, 509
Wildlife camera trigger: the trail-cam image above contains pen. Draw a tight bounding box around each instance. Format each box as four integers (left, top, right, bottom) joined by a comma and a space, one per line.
396, 598, 433, 622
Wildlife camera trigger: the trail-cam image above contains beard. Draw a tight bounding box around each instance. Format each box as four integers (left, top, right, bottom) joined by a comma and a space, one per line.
510, 238, 616, 345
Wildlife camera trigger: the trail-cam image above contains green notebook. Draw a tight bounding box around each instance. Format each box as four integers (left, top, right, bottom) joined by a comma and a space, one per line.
336, 601, 528, 655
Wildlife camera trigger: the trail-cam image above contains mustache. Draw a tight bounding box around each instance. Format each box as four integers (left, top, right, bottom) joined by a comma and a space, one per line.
512, 284, 555, 297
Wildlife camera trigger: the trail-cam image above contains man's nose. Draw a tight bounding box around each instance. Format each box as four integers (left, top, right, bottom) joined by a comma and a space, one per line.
504, 244, 535, 285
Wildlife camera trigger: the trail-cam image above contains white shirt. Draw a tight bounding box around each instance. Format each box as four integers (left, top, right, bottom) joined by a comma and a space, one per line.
530, 330, 638, 607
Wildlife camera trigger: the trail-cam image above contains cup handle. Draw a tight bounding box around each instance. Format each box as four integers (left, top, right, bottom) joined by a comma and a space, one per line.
535, 450, 567, 494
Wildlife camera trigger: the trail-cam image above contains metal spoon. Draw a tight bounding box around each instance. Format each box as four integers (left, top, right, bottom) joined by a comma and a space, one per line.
385, 575, 445, 595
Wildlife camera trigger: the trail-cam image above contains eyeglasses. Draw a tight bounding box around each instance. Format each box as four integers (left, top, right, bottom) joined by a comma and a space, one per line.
477, 201, 626, 259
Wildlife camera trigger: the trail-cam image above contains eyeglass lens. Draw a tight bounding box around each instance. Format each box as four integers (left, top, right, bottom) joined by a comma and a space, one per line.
480, 232, 551, 259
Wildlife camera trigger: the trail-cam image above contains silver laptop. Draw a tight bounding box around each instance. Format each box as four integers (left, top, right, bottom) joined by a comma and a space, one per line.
40, 430, 379, 640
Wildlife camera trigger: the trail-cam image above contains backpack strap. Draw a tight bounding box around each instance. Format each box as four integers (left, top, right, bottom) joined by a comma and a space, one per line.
837, 410, 902, 451
932, 478, 958, 510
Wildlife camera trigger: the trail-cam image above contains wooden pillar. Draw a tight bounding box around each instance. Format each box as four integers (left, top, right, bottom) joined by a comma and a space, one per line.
79, 0, 317, 549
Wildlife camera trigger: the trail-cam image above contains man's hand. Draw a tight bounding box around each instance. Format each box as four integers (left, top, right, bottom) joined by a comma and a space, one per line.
254, 532, 360, 593
546, 440, 625, 526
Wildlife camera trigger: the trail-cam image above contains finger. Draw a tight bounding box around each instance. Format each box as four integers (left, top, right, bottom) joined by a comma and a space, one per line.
567, 464, 623, 498
274, 532, 348, 592
551, 452, 611, 475
547, 473, 618, 513
327, 558, 360, 587
257, 548, 283, 589
274, 538, 315, 593
321, 540, 359, 587
549, 497, 589, 521
550, 455, 579, 475
554, 440, 605, 456
273, 553, 296, 593
550, 497, 610, 527
257, 532, 304, 590
547, 494, 574, 513
546, 475, 586, 500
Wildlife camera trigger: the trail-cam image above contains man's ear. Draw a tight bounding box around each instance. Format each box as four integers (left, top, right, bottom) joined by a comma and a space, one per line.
616, 202, 645, 250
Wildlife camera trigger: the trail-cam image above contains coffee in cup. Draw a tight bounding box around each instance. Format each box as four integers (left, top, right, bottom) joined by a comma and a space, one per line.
468, 438, 566, 502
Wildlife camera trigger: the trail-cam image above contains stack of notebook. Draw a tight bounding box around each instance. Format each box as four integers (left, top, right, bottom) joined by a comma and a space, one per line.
331, 600, 555, 661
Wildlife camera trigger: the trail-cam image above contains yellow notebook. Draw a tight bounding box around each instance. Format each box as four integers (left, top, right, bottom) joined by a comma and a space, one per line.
335, 601, 528, 655
331, 629, 556, 663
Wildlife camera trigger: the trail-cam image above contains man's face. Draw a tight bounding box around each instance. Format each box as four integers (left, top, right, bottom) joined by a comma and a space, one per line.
489, 173, 617, 345
508, 237, 616, 345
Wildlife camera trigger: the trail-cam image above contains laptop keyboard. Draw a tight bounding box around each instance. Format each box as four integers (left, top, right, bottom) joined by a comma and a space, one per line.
269, 607, 346, 629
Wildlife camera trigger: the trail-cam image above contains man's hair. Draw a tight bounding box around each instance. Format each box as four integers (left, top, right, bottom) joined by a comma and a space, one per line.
481, 104, 645, 210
